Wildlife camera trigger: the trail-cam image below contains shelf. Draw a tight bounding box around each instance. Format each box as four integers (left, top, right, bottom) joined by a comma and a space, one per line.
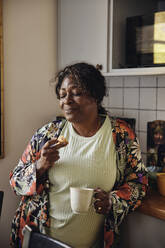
103, 67, 165, 76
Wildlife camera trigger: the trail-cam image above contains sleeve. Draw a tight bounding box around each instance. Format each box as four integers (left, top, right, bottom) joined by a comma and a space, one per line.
107, 125, 148, 234
9, 128, 48, 196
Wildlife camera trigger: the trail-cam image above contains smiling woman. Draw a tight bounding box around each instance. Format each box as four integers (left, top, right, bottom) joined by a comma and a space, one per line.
0, 0, 4, 158
10, 62, 148, 248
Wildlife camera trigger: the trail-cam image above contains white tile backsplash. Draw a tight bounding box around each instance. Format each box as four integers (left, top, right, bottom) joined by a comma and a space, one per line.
158, 76, 165, 87
157, 111, 165, 120
109, 77, 123, 87
124, 88, 139, 109
105, 75, 165, 156
109, 88, 123, 108
139, 132, 147, 153
123, 109, 139, 131
109, 108, 123, 117
140, 88, 156, 110
102, 88, 110, 107
105, 77, 111, 87
157, 88, 165, 110
139, 111, 156, 131
140, 76, 156, 87
102, 95, 109, 108
124, 76, 139, 87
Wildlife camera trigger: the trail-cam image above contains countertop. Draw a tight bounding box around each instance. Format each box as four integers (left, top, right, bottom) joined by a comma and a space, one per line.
138, 190, 165, 221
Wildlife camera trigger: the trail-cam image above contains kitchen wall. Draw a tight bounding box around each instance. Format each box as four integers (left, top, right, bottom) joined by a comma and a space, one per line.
0, 1, 60, 247
103, 75, 165, 166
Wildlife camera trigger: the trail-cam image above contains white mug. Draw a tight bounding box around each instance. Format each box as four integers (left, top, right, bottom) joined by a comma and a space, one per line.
70, 187, 94, 214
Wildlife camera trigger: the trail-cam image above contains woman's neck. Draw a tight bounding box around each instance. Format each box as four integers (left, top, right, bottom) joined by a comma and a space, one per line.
71, 116, 102, 137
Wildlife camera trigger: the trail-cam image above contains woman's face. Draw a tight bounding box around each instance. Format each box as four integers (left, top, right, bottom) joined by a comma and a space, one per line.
59, 77, 98, 123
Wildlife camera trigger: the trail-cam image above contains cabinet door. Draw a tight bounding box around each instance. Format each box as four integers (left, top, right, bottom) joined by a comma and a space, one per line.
58, 0, 108, 72
109, 0, 165, 76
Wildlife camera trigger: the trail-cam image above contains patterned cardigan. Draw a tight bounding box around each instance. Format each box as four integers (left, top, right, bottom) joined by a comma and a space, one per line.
9, 116, 148, 248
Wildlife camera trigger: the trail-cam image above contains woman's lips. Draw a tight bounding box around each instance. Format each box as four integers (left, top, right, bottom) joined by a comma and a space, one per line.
64, 108, 77, 114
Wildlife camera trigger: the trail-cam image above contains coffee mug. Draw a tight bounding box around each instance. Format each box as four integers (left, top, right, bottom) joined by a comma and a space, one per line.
70, 187, 94, 214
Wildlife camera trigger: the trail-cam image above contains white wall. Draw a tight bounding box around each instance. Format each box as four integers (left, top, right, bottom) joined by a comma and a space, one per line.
0, 1, 61, 247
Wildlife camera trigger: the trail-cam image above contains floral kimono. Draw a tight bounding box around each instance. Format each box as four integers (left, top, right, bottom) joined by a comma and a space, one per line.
9, 116, 148, 248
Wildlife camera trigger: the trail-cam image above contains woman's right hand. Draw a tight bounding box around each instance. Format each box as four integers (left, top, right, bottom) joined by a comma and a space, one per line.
36, 138, 68, 177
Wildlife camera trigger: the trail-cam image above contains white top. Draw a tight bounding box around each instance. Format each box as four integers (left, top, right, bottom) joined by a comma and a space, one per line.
46, 115, 117, 248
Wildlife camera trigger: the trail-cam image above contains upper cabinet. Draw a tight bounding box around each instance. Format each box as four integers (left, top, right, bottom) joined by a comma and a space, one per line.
58, 0, 165, 76
57, 0, 109, 73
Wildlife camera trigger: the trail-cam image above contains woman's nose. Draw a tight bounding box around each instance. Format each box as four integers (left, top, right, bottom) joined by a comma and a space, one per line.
63, 93, 73, 104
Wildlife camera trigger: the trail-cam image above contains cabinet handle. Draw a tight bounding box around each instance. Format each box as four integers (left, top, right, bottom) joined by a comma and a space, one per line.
96, 64, 103, 71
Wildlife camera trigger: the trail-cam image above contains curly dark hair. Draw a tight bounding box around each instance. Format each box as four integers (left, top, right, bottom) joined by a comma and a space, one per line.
55, 62, 107, 114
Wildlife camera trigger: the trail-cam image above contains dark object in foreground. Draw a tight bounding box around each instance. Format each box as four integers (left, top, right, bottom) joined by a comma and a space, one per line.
22, 225, 72, 248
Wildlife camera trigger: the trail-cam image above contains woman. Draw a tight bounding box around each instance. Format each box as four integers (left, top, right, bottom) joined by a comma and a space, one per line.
10, 62, 148, 248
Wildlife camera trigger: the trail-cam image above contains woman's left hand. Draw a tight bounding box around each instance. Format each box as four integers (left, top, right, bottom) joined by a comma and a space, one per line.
93, 188, 112, 215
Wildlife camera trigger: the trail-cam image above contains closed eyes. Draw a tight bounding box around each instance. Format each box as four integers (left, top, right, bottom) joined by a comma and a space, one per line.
59, 92, 82, 99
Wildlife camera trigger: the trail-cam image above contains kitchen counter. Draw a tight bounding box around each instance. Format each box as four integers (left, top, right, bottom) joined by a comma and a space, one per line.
138, 189, 165, 221
119, 189, 165, 248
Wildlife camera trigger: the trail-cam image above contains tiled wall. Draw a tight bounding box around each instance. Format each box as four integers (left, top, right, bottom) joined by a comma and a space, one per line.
103, 75, 165, 165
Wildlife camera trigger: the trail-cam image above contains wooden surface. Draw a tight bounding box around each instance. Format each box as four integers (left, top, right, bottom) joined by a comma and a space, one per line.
138, 190, 165, 221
